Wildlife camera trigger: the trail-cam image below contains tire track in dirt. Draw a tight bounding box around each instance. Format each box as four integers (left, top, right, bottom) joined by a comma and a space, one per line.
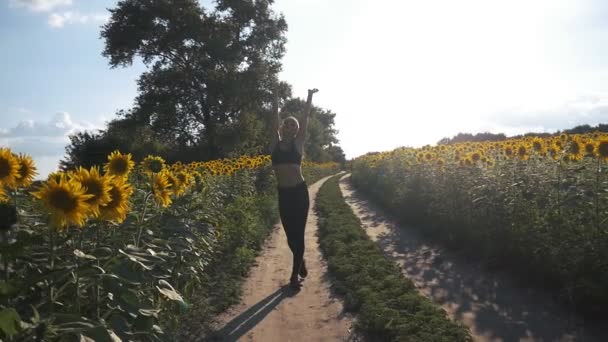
208, 175, 356, 342
339, 173, 607, 342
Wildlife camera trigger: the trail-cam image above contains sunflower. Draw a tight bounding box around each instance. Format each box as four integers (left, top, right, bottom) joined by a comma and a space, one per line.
192, 171, 203, 186
100, 177, 133, 223
104, 150, 135, 178
165, 171, 186, 197
516, 144, 529, 160
596, 138, 608, 161
153, 171, 173, 207
141, 155, 165, 174
531, 138, 545, 155
31, 177, 92, 229
47, 171, 66, 183
504, 145, 514, 159
176, 171, 193, 189
584, 141, 596, 157
469, 151, 482, 162
172, 161, 183, 170
547, 146, 559, 161
567, 138, 583, 161
0, 186, 8, 203
462, 158, 473, 166
13, 153, 37, 189
0, 148, 21, 189
72, 166, 113, 217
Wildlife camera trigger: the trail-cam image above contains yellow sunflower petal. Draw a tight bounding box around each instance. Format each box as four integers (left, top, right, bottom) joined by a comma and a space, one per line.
31, 177, 93, 229
104, 150, 135, 178
72, 166, 113, 217
100, 177, 133, 223
0, 148, 21, 188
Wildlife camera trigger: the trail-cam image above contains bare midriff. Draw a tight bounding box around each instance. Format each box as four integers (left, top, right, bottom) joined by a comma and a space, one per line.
273, 163, 305, 188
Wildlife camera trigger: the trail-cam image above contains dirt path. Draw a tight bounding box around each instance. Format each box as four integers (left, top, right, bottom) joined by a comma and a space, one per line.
338, 174, 607, 342
209, 175, 355, 342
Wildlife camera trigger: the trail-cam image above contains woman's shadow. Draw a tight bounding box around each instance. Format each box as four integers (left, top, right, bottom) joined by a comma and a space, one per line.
208, 285, 299, 341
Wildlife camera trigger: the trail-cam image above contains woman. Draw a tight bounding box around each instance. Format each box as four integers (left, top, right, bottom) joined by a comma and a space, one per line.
271, 88, 318, 289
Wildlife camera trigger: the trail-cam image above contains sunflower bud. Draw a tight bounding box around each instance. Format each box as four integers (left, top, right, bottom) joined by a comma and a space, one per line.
0, 202, 17, 231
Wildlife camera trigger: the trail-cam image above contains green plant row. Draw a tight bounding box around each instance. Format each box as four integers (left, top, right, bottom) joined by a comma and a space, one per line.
350, 144, 608, 318
315, 175, 471, 342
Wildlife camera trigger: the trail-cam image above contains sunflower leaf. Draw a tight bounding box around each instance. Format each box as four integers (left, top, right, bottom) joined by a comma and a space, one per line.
74, 249, 97, 260
0, 308, 21, 338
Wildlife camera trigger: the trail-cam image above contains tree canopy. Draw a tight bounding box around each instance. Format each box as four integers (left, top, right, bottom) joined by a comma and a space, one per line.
101, 0, 287, 159
61, 0, 344, 168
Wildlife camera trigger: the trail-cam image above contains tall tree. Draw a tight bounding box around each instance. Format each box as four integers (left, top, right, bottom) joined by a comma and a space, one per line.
59, 110, 170, 170
101, 0, 287, 159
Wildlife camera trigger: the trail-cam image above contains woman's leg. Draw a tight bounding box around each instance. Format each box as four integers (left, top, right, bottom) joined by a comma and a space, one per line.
279, 184, 310, 281
279, 190, 296, 254
290, 184, 310, 279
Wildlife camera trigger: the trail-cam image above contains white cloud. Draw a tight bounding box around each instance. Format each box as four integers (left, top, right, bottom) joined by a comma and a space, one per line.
48, 11, 109, 28
0, 112, 97, 137
482, 94, 608, 134
8, 0, 72, 12
48, 12, 67, 27
0, 112, 103, 178
8, 0, 109, 28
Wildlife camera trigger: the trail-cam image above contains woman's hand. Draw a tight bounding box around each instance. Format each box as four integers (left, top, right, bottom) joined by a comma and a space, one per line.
307, 88, 318, 104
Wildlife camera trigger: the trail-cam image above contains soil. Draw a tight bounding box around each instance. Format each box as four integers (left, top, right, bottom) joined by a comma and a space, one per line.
338, 173, 608, 342
208, 175, 356, 342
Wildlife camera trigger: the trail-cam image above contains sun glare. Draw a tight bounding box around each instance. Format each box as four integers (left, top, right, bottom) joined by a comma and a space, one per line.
300, 0, 588, 156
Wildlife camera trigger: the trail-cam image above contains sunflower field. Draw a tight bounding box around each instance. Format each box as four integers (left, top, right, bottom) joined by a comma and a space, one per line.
351, 133, 608, 317
0, 148, 339, 341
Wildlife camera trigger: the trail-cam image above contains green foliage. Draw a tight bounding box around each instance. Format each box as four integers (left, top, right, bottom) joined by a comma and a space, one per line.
439, 123, 608, 145
0, 165, 349, 341
351, 148, 608, 318
1, 175, 227, 340
59, 111, 170, 171
100, 0, 287, 160
438, 132, 507, 145
315, 176, 471, 341
59, 0, 344, 169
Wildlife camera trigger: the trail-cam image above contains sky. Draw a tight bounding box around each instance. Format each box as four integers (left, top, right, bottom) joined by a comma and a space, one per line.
2, 0, 608, 178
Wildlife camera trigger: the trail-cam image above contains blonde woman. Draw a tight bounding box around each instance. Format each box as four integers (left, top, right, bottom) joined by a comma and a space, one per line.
271, 88, 318, 289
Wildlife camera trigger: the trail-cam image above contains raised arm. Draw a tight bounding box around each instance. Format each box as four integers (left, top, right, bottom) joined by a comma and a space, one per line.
270, 90, 281, 151
295, 88, 318, 148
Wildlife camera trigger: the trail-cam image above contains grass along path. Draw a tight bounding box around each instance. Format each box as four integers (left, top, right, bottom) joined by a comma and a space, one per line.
339, 173, 608, 341
315, 175, 471, 341
208, 175, 356, 341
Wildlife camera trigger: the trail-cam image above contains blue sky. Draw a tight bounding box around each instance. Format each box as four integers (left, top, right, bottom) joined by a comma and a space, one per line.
1, 1, 144, 128
2, 0, 608, 178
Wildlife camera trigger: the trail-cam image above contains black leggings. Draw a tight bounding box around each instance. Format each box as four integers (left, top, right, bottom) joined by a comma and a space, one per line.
278, 181, 310, 278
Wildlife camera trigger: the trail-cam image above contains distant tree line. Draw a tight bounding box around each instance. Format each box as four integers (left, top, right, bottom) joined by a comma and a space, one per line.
60, 0, 345, 171
437, 123, 608, 145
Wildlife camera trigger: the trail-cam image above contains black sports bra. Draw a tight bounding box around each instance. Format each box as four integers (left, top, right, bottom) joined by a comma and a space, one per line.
271, 140, 302, 165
